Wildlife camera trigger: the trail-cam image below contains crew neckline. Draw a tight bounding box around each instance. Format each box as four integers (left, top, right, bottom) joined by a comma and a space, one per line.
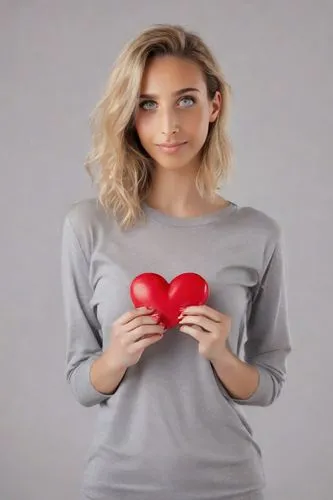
142, 200, 238, 227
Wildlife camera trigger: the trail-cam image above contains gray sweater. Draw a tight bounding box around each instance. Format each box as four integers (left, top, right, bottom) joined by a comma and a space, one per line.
61, 198, 292, 500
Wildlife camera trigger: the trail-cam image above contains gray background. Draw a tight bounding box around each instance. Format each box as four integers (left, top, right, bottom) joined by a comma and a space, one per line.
1, 1, 332, 499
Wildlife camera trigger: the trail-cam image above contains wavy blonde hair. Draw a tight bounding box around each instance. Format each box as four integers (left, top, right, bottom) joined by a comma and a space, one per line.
85, 24, 233, 230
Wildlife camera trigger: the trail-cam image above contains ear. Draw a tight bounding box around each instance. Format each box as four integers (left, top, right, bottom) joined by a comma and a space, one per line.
209, 91, 222, 123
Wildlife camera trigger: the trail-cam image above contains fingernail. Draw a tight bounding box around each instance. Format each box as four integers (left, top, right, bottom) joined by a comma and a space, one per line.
152, 312, 160, 322
178, 313, 184, 319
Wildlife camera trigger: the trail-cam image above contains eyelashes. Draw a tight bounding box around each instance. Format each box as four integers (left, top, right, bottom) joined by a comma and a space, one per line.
139, 95, 196, 111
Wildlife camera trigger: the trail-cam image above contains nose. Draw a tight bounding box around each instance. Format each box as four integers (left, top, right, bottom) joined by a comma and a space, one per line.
160, 108, 179, 136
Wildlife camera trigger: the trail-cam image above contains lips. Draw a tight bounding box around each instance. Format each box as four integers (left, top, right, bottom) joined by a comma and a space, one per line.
156, 141, 188, 153
157, 141, 187, 148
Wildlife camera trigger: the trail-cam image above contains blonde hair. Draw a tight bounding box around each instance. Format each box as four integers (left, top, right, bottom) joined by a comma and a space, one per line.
85, 24, 233, 230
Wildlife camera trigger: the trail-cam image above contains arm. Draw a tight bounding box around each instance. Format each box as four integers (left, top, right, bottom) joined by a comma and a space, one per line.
213, 225, 292, 407
211, 346, 260, 400
90, 353, 127, 396
61, 215, 125, 407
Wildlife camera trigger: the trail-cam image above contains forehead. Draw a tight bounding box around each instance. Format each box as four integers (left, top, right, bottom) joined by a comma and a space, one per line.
140, 55, 206, 93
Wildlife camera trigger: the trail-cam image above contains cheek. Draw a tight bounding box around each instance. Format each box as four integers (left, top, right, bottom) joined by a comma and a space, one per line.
186, 107, 209, 136
188, 113, 210, 146
134, 114, 152, 143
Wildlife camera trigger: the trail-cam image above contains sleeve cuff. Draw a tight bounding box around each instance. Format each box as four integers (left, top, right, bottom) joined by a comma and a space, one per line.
232, 365, 274, 407
69, 357, 112, 407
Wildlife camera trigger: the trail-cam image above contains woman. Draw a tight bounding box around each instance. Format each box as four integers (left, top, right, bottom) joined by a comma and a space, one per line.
61, 23, 292, 500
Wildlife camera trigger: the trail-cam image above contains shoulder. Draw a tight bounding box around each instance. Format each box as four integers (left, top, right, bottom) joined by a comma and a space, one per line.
232, 204, 285, 271
62, 197, 110, 258
229, 204, 287, 285
65, 198, 102, 229
234, 204, 282, 246
63, 197, 104, 231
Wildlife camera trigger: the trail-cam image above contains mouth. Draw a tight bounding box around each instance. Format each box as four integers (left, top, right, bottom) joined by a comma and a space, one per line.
156, 141, 188, 154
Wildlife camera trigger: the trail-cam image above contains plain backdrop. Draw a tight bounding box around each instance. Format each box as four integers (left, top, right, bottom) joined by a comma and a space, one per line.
1, 1, 332, 499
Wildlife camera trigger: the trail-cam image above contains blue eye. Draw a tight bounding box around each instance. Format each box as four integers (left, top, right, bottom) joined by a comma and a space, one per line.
139, 100, 156, 111
179, 96, 195, 107
139, 95, 196, 111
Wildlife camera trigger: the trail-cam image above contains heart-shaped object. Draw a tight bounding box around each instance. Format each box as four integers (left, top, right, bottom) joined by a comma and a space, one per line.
130, 272, 209, 329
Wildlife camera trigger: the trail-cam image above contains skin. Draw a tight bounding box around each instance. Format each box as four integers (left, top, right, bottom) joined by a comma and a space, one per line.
134, 55, 228, 218
134, 56, 260, 400
90, 56, 260, 401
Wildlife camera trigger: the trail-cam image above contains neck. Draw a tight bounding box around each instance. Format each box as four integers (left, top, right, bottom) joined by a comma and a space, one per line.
145, 164, 227, 218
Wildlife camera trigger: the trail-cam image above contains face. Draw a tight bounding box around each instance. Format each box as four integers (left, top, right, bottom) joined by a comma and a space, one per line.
134, 55, 221, 172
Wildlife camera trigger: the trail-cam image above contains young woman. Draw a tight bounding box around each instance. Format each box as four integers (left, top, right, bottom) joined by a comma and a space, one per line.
61, 23, 291, 500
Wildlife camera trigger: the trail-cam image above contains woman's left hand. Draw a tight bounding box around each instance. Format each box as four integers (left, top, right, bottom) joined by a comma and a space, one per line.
178, 305, 231, 362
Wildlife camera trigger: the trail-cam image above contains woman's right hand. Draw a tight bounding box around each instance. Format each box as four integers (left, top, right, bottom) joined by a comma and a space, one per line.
105, 306, 165, 370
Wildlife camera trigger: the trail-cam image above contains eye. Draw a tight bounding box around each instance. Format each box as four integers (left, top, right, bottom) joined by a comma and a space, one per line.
178, 95, 196, 108
139, 100, 157, 111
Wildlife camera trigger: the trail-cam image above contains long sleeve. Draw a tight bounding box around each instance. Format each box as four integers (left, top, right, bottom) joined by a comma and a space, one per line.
232, 226, 292, 407
61, 215, 111, 407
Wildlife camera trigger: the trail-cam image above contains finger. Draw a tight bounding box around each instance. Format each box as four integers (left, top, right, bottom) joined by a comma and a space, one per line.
128, 333, 164, 353
125, 314, 162, 332
191, 325, 205, 333
178, 324, 203, 342
179, 315, 212, 332
181, 305, 222, 323
117, 306, 155, 326
128, 324, 165, 343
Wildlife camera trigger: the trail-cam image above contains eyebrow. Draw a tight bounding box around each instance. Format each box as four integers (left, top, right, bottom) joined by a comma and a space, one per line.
139, 87, 201, 99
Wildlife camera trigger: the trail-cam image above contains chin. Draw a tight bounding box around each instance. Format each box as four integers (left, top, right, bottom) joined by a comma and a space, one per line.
156, 160, 190, 170
151, 152, 201, 171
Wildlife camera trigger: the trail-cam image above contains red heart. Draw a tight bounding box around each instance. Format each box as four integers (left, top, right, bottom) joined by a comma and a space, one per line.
130, 272, 209, 329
